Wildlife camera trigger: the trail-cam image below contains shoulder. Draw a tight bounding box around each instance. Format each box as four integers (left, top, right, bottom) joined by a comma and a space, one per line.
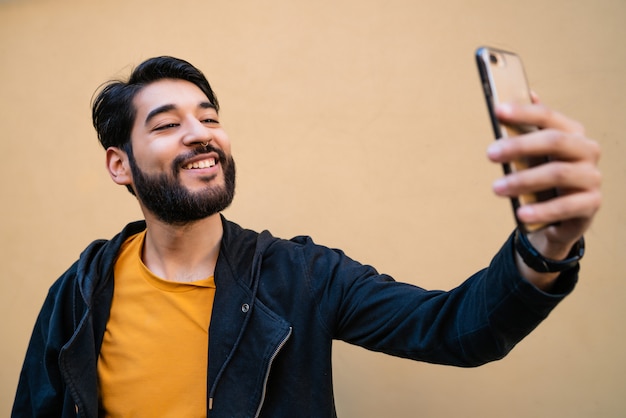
46, 221, 147, 303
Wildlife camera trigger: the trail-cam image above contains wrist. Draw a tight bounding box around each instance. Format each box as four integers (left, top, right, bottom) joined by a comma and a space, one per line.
514, 229, 585, 273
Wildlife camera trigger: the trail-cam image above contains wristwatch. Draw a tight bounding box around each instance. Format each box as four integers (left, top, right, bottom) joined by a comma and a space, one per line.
514, 229, 585, 273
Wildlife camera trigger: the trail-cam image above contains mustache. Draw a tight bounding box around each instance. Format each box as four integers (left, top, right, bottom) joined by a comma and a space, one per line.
171, 144, 229, 173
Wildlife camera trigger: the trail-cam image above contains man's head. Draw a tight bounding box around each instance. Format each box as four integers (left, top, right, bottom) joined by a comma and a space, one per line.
92, 57, 236, 225
92, 56, 220, 151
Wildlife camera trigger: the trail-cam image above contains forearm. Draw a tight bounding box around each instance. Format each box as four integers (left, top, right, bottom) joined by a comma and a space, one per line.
321, 233, 576, 366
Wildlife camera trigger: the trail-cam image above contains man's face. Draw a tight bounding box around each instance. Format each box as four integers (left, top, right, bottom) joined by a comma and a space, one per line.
126, 79, 235, 225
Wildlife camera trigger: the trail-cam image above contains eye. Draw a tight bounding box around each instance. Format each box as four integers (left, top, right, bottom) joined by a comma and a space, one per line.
153, 123, 179, 132
202, 118, 220, 126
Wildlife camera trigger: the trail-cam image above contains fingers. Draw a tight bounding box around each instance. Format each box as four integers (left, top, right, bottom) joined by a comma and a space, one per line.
515, 190, 602, 226
492, 163, 602, 226
492, 160, 602, 198
488, 100, 600, 165
488, 128, 600, 164
487, 100, 602, 241
496, 102, 585, 136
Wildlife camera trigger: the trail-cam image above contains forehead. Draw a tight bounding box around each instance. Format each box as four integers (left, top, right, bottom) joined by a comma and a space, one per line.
133, 79, 212, 116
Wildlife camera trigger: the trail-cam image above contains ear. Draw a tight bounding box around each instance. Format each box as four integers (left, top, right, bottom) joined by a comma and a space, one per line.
106, 147, 133, 187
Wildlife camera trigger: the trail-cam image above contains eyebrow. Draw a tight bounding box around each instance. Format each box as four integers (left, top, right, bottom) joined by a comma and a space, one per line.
144, 101, 217, 126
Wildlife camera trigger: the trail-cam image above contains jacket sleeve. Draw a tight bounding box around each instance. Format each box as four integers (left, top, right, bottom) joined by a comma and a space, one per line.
12, 264, 80, 417
302, 232, 578, 367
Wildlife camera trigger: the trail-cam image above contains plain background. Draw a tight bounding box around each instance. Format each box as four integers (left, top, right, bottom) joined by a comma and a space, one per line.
1, 0, 624, 416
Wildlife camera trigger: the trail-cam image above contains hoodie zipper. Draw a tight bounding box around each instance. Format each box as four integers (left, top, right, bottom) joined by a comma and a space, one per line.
207, 326, 292, 416
253, 327, 292, 418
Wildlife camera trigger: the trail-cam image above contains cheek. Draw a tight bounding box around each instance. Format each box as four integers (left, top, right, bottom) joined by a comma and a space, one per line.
150, 139, 178, 155
215, 130, 232, 154
131, 138, 177, 172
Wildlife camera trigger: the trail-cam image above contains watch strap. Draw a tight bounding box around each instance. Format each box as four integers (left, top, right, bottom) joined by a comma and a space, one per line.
514, 229, 585, 273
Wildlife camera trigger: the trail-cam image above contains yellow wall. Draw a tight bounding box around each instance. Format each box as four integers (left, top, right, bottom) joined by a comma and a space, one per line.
1, 0, 624, 416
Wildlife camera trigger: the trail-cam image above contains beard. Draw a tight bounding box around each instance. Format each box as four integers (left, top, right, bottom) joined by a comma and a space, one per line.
127, 145, 236, 225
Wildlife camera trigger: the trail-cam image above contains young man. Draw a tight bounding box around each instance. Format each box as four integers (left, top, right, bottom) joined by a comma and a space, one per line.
12, 56, 601, 417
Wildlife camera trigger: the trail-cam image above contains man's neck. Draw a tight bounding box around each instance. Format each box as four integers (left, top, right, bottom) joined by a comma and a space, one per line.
141, 213, 224, 283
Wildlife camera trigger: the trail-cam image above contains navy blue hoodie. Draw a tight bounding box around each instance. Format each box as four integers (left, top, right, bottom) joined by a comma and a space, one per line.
12, 217, 577, 417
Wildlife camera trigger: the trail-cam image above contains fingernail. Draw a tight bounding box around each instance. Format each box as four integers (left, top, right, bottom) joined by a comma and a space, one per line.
496, 103, 513, 115
517, 205, 535, 219
492, 178, 507, 193
487, 142, 502, 158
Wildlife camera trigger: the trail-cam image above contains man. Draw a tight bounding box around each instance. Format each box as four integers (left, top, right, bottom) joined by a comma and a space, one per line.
12, 56, 601, 417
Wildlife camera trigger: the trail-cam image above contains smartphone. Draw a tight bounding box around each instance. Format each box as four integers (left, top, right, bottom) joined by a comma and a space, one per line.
475, 46, 557, 233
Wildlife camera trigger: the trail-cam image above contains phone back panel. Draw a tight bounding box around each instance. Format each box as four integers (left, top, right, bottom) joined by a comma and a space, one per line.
476, 47, 557, 232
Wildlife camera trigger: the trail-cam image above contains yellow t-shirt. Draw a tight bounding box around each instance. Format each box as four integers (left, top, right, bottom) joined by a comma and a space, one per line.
98, 231, 215, 417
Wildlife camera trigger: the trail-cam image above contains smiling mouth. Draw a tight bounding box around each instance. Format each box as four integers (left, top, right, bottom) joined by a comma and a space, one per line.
183, 158, 216, 170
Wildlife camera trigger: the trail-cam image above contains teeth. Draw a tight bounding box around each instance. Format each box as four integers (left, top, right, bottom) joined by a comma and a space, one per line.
185, 158, 216, 170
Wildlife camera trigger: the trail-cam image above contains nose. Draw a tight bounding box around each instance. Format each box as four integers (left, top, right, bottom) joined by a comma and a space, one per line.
182, 117, 212, 147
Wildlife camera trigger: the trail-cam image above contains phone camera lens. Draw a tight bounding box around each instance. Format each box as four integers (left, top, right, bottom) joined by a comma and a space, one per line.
489, 53, 499, 64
